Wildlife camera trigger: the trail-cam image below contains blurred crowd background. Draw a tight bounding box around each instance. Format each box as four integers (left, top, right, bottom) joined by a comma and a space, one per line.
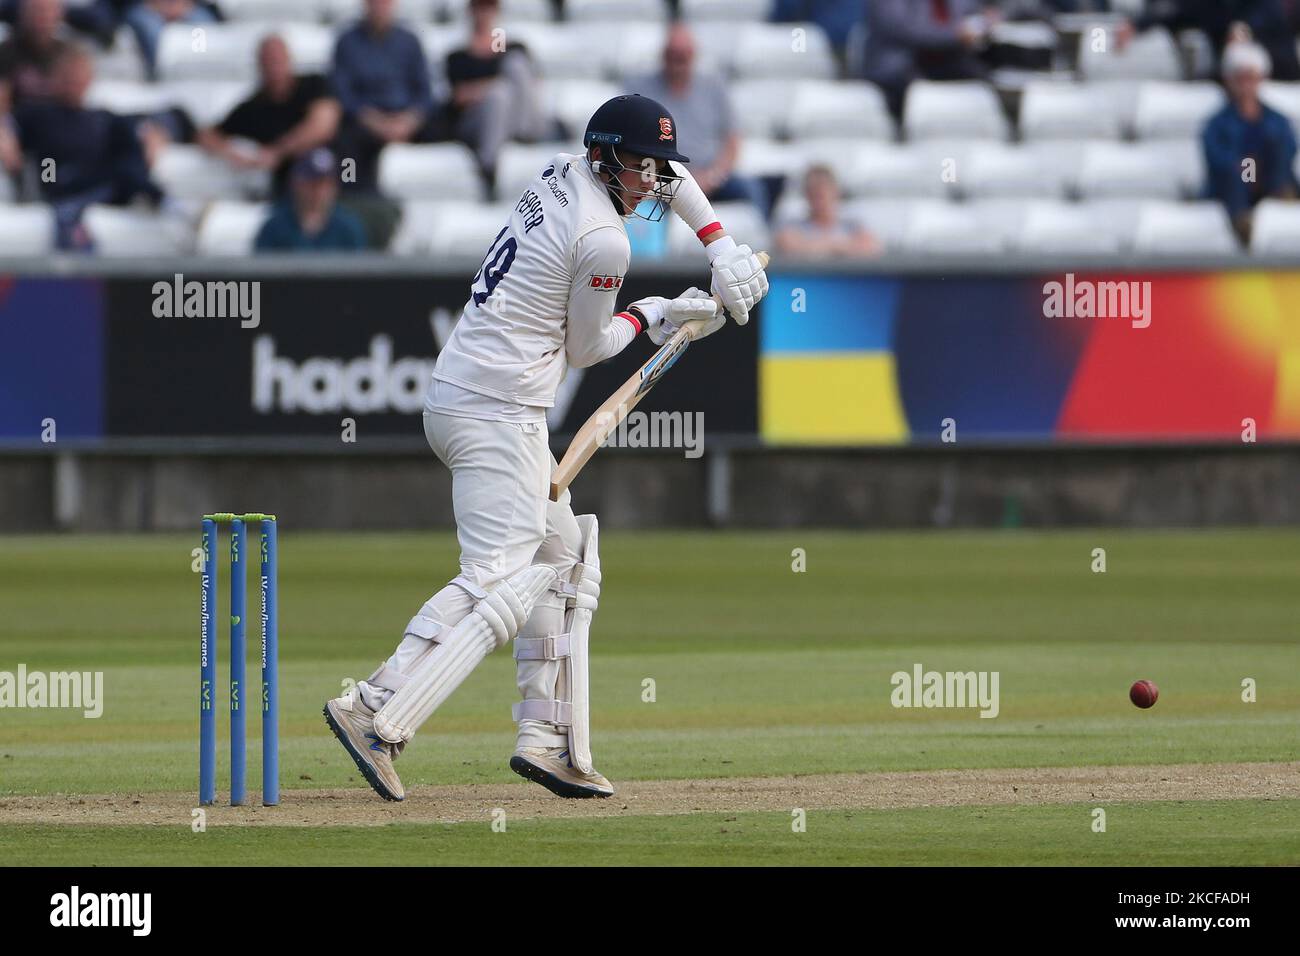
1, 0, 1299, 258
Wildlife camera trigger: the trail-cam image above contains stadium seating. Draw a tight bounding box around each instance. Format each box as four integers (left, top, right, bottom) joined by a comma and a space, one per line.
1076, 141, 1202, 200
1014, 200, 1126, 255
196, 201, 271, 255
218, 0, 330, 23
900, 201, 1003, 255
153, 144, 271, 201
495, 143, 565, 202
1018, 81, 1125, 141
842, 198, 914, 251
378, 143, 485, 201
418, 201, 517, 256
841, 141, 976, 199
0, 205, 55, 256
731, 22, 836, 80
566, 0, 667, 22
667, 200, 769, 256
83, 206, 194, 256
1249, 200, 1300, 255
679, 0, 773, 21
1133, 82, 1226, 140
1132, 201, 1237, 256
786, 81, 893, 141
960, 143, 1073, 199
903, 81, 1011, 142
1077, 26, 1182, 82
1260, 82, 1300, 130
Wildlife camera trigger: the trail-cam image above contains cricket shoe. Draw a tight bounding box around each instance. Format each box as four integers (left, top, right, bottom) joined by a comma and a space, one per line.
323, 690, 405, 802
509, 747, 614, 799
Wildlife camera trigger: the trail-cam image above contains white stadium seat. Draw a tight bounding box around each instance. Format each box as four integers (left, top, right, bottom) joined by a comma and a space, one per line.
1077, 141, 1203, 200
156, 22, 265, 82
276, 22, 335, 73
735, 138, 813, 181
842, 198, 916, 251
377, 143, 485, 201
1250, 200, 1300, 255
196, 201, 269, 255
444, 0, 555, 22
495, 143, 567, 203
565, 0, 667, 21
960, 144, 1072, 199
217, 0, 328, 22
1019, 81, 1124, 141
84, 80, 175, 117
730, 79, 798, 139
163, 80, 257, 128
549, 78, 620, 143
324, 0, 440, 24
1078, 25, 1183, 81
786, 81, 893, 141
667, 201, 768, 256
0, 204, 55, 255
509, 22, 607, 79
611, 21, 670, 81
900, 201, 1004, 255
83, 206, 194, 257
419, 25, 467, 71
1013, 201, 1127, 255
1134, 82, 1226, 140
424, 202, 516, 257
679, 0, 773, 20
731, 23, 835, 80
94, 27, 147, 82
1133, 201, 1238, 255
153, 144, 271, 201
1260, 81, 1300, 130
965, 198, 1039, 248
842, 141, 974, 199
903, 81, 1010, 142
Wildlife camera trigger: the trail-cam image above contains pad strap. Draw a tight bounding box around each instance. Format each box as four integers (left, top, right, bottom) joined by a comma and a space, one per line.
513, 633, 572, 661
512, 699, 573, 725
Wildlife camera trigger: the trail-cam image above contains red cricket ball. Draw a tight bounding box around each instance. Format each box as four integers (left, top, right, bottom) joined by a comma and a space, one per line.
1130, 679, 1159, 709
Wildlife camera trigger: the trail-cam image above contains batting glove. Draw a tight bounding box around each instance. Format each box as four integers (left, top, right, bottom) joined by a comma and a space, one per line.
707, 236, 768, 326
629, 288, 721, 346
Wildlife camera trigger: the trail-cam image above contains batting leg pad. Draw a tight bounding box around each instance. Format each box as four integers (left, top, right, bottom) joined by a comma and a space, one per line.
374, 565, 558, 744
512, 514, 601, 774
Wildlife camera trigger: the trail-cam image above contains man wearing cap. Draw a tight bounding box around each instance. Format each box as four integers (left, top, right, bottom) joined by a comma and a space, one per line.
325, 93, 769, 802
254, 146, 367, 251
1203, 40, 1299, 243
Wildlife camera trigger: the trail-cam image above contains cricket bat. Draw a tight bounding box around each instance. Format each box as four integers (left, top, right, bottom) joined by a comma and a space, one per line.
549, 252, 770, 502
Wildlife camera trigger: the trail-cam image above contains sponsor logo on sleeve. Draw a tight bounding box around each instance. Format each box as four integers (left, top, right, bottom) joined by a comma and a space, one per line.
589, 274, 624, 291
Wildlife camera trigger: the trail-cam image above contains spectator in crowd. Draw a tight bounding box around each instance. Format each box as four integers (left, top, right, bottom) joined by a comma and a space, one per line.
255, 146, 368, 251
0, 0, 125, 48
1202, 40, 1298, 243
444, 0, 556, 186
197, 34, 341, 197
631, 22, 764, 209
0, 76, 21, 192
772, 0, 865, 58
125, 0, 220, 80
1121, 0, 1300, 81
860, 0, 1002, 117
776, 164, 881, 258
332, 0, 446, 193
11, 43, 164, 248
0, 0, 70, 104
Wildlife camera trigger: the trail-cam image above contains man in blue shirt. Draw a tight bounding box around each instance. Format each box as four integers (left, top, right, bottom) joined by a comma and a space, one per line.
254, 147, 368, 252
331, 0, 448, 193
1202, 40, 1298, 243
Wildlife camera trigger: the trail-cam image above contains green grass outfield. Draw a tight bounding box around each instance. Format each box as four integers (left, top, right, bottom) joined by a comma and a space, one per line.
1, 529, 1297, 865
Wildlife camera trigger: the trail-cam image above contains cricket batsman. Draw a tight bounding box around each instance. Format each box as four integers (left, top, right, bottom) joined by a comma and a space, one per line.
324, 94, 769, 800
